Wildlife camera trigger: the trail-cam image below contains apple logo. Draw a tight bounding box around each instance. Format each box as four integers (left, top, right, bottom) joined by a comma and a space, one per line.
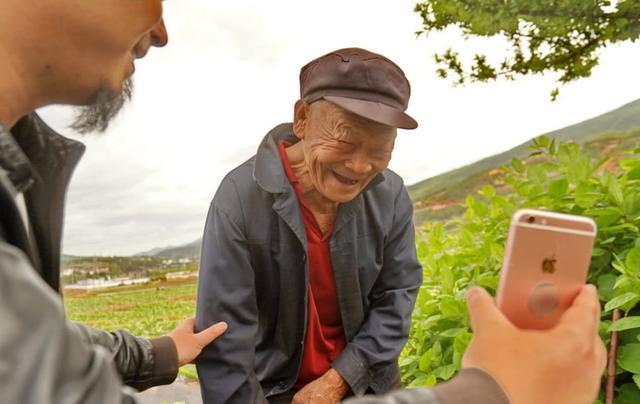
542, 256, 557, 274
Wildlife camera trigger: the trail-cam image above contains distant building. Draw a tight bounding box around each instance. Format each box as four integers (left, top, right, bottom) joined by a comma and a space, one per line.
166, 271, 198, 280
61, 268, 75, 277
64, 277, 150, 290
128, 268, 146, 278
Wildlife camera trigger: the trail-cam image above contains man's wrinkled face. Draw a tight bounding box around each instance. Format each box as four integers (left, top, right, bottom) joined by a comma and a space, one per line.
295, 100, 397, 203
67, 0, 169, 133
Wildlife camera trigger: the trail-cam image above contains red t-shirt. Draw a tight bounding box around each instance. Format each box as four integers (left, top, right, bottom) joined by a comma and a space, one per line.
277, 141, 346, 388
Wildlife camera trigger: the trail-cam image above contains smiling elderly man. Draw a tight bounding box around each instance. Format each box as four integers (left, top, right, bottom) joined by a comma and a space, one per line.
195, 48, 422, 403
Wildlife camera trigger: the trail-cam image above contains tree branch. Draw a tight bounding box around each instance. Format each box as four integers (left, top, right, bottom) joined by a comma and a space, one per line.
606, 309, 621, 404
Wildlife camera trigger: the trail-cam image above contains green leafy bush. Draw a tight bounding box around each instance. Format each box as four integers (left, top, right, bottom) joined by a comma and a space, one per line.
401, 136, 640, 400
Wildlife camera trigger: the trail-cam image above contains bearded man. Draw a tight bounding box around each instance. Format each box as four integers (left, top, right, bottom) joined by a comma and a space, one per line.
0, 1, 225, 402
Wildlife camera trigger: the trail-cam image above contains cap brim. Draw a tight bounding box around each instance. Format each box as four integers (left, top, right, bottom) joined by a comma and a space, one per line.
323, 95, 418, 130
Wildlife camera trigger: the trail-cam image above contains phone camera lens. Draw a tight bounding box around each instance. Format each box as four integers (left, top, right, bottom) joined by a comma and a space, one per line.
527, 216, 535, 224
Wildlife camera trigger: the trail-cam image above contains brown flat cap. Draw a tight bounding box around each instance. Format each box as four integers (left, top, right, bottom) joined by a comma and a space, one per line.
299, 47, 418, 129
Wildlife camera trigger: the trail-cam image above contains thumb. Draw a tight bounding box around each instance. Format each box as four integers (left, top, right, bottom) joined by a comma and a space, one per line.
466, 287, 511, 335
195, 321, 228, 347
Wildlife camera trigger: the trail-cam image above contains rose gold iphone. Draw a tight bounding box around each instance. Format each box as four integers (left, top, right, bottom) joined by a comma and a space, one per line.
496, 209, 597, 330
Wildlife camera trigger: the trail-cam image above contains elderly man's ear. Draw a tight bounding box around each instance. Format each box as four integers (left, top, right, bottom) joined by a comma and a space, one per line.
293, 99, 310, 139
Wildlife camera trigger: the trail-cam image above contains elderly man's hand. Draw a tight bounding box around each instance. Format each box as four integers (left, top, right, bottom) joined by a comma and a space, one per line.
292, 368, 349, 404
463, 285, 606, 404
168, 316, 228, 366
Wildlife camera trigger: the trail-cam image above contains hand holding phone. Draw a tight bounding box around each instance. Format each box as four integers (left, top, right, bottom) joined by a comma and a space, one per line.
496, 209, 597, 330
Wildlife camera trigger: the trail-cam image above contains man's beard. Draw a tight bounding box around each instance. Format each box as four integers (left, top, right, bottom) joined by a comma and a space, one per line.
71, 78, 133, 134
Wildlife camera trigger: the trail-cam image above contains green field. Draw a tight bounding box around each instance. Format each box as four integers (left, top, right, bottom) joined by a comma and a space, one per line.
65, 278, 201, 381
65, 278, 198, 339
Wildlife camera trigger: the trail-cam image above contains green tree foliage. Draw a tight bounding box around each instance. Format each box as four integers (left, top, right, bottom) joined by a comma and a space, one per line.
402, 136, 640, 400
414, 0, 640, 99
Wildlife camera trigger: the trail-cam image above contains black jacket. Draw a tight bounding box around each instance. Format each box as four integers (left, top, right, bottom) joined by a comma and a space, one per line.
0, 113, 178, 391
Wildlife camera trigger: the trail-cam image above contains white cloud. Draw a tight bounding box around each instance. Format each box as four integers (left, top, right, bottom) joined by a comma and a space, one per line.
38, 0, 640, 255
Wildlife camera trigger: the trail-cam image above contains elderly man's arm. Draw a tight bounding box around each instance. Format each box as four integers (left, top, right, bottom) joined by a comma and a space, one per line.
331, 184, 422, 396
0, 240, 138, 403
195, 194, 267, 404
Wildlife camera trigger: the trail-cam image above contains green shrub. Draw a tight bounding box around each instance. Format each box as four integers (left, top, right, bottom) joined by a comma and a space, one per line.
401, 136, 640, 400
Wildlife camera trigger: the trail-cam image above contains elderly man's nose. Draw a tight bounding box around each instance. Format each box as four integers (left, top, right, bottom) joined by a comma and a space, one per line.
150, 19, 168, 48
345, 155, 373, 175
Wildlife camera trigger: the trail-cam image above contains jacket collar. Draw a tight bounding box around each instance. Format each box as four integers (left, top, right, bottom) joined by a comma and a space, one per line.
0, 123, 36, 194
3, 112, 85, 292
253, 123, 386, 195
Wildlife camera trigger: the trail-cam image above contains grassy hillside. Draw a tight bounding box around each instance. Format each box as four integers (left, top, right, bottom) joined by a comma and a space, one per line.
409, 98, 640, 225
134, 239, 201, 258
409, 98, 640, 203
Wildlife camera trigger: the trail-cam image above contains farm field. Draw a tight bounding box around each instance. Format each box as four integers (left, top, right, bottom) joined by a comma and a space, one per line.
65, 278, 198, 339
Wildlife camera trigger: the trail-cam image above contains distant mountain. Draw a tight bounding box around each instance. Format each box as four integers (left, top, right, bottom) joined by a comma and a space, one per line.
62, 254, 82, 262
408, 98, 640, 204
133, 246, 166, 257
134, 239, 202, 258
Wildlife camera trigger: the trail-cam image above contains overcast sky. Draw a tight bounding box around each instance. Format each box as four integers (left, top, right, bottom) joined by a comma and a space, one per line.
38, 0, 640, 256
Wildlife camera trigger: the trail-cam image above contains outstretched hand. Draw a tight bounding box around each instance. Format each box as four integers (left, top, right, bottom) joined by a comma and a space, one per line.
462, 285, 606, 404
168, 316, 228, 366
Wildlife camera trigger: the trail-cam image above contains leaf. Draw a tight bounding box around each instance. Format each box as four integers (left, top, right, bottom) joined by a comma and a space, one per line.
628, 166, 640, 180
609, 316, 640, 332
433, 364, 457, 380
549, 138, 557, 155
511, 158, 525, 173
453, 332, 472, 354
476, 273, 499, 290
626, 247, 640, 275
604, 292, 639, 312
419, 350, 432, 372
398, 356, 416, 368
617, 383, 640, 404
608, 176, 624, 206
527, 165, 547, 184
586, 207, 622, 227
408, 374, 429, 387
597, 274, 617, 301
548, 178, 569, 198
634, 375, 640, 390
439, 297, 465, 318
439, 328, 466, 338
618, 344, 640, 374
537, 135, 549, 148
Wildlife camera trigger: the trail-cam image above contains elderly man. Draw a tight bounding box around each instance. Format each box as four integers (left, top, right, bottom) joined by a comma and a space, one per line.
196, 48, 423, 403
0, 1, 225, 402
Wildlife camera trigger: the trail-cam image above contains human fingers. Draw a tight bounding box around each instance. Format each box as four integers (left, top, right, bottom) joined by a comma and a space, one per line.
556, 285, 600, 337
466, 287, 512, 335
194, 321, 228, 347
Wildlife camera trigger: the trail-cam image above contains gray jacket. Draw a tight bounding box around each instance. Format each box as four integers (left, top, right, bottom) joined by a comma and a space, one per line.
195, 124, 423, 403
345, 369, 509, 404
0, 115, 178, 403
